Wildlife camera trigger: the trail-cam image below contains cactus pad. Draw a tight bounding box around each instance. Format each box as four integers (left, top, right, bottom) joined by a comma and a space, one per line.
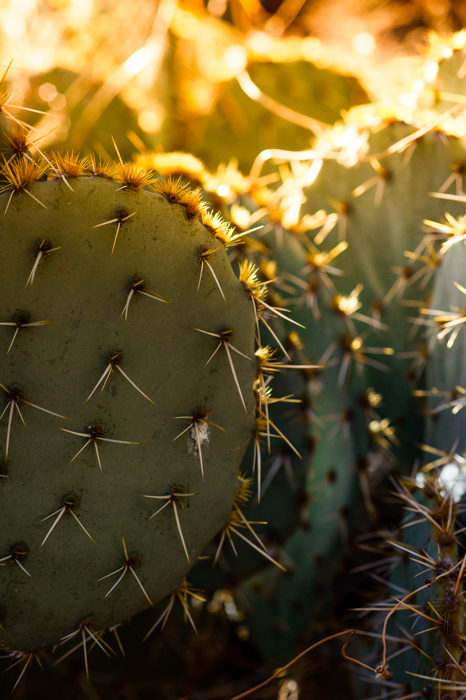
0, 173, 256, 652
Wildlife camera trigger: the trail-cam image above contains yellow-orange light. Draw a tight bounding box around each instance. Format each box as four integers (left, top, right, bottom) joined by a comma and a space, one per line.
351, 32, 375, 56
39, 82, 58, 102
138, 108, 164, 133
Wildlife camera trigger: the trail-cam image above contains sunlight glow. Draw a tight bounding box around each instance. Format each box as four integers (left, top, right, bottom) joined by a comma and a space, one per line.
416, 461, 466, 503
352, 32, 376, 56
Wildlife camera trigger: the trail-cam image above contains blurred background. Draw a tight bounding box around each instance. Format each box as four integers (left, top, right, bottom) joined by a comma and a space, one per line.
2, 0, 466, 172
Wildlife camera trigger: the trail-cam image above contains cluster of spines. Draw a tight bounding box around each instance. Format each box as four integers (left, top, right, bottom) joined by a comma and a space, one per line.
342, 470, 466, 699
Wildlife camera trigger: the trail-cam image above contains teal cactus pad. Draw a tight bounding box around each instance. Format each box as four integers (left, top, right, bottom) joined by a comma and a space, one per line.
234, 231, 360, 661
299, 122, 466, 465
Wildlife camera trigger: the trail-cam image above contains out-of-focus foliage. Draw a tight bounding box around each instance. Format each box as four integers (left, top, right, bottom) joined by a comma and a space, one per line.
2, 0, 466, 165
0, 1, 371, 165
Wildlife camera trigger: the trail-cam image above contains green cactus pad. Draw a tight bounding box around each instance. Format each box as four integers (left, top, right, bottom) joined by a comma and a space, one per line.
186, 60, 368, 173
426, 242, 466, 451
0, 174, 256, 651
298, 121, 466, 466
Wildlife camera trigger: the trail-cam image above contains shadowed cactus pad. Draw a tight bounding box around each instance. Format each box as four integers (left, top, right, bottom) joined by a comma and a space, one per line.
0, 174, 256, 652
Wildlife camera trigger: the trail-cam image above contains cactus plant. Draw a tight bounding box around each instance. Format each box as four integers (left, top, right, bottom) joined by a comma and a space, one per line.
351, 242, 466, 699
144, 113, 462, 659
186, 58, 369, 173
200, 110, 466, 664
8, 29, 466, 697
0, 158, 258, 661
137, 108, 466, 689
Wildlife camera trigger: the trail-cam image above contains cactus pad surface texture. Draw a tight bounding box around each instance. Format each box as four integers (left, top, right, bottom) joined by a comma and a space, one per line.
0, 168, 256, 653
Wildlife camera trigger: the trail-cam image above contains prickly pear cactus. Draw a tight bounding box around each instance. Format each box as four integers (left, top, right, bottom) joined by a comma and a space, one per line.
183, 59, 368, 173
298, 119, 466, 465
232, 231, 362, 662
0, 165, 256, 653
349, 223, 466, 698
425, 237, 466, 451
205, 111, 466, 665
